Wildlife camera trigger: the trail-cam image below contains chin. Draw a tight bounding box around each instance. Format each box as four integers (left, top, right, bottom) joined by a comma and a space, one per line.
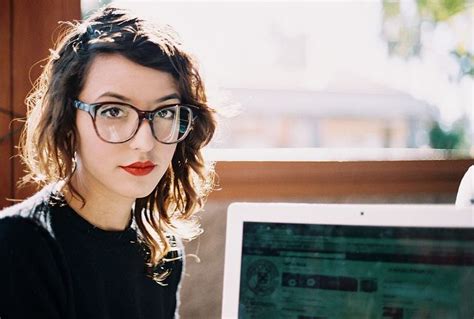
119, 189, 155, 201
111, 171, 165, 200
122, 183, 158, 200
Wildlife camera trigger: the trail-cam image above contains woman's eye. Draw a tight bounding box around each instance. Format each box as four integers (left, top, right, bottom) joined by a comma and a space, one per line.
99, 105, 127, 118
156, 108, 175, 119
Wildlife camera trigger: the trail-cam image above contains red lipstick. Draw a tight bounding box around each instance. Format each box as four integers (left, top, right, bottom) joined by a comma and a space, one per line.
120, 161, 156, 176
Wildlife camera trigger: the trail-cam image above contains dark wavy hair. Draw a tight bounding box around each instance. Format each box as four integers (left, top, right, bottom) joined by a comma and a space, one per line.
21, 5, 217, 281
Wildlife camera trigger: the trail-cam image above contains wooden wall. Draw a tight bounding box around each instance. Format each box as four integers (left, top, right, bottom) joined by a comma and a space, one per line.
0, 0, 81, 207
0, 0, 12, 208
209, 159, 474, 201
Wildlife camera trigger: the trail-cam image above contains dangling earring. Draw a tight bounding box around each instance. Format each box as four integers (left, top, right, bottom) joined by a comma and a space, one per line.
72, 151, 78, 173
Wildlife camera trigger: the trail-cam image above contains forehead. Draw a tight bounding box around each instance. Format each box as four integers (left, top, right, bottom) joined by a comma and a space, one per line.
79, 53, 179, 103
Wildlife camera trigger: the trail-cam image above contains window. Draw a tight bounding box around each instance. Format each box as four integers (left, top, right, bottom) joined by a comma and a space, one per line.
82, 0, 473, 152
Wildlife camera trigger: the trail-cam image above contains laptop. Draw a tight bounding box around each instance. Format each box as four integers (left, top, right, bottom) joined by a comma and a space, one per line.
222, 203, 474, 319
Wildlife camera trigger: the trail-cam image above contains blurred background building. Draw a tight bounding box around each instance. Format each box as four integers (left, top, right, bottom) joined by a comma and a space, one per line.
217, 82, 437, 148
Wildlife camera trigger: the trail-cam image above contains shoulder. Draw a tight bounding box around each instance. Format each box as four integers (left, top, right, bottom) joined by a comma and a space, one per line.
0, 207, 71, 319
159, 236, 184, 318
0, 216, 64, 294
0, 182, 60, 216
0, 209, 66, 281
0, 216, 58, 259
165, 236, 184, 292
0, 182, 65, 235
0, 215, 45, 237
147, 235, 184, 288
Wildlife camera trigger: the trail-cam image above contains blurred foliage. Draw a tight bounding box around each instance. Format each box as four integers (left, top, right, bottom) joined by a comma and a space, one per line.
383, 0, 401, 17
381, 1, 423, 59
382, 0, 473, 79
451, 46, 474, 77
418, 0, 467, 21
429, 119, 467, 149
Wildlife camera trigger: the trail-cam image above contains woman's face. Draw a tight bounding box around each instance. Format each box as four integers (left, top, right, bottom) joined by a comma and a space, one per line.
74, 53, 178, 200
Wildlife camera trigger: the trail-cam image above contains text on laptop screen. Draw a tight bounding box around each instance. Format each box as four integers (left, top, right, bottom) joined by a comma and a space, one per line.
239, 222, 474, 319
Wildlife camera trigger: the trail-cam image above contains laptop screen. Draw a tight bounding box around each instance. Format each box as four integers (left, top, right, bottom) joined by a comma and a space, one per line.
239, 221, 474, 318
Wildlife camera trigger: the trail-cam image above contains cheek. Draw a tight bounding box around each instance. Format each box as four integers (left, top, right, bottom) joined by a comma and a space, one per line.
157, 144, 177, 166
75, 112, 114, 165
76, 111, 95, 141
167, 144, 178, 159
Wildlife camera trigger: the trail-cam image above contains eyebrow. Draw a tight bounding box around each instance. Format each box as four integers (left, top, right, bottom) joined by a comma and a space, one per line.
96, 92, 181, 104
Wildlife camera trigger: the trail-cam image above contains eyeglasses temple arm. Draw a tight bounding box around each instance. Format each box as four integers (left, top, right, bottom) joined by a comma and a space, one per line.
74, 100, 93, 112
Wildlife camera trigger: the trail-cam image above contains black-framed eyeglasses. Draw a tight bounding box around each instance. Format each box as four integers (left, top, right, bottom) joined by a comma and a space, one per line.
74, 100, 198, 144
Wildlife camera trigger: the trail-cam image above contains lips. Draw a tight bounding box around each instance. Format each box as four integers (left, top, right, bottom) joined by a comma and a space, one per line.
120, 161, 156, 176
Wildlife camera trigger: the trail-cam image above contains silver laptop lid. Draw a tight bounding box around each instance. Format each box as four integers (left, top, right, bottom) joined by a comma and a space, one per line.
222, 203, 474, 319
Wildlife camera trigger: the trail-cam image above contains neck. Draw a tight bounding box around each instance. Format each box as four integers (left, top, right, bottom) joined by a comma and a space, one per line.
64, 174, 135, 232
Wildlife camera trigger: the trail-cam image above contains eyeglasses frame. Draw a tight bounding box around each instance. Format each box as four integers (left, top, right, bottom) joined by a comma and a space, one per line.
73, 99, 198, 144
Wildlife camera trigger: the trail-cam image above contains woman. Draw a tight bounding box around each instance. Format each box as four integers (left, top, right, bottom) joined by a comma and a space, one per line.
0, 5, 216, 319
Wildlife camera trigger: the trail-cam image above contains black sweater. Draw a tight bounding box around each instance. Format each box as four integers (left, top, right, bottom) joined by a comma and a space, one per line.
0, 200, 182, 319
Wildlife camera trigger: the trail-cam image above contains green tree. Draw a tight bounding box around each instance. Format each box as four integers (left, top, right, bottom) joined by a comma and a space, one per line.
429, 120, 467, 149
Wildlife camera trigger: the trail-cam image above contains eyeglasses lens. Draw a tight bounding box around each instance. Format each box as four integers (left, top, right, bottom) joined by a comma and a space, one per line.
94, 104, 192, 143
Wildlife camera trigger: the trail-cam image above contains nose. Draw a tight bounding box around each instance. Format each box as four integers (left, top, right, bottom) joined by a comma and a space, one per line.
128, 119, 155, 152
